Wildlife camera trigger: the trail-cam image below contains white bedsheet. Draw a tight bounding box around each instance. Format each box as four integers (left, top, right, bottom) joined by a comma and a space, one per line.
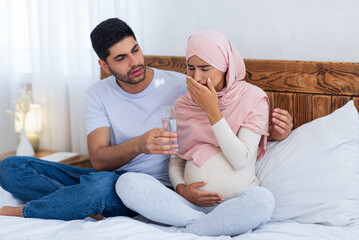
0, 187, 358, 240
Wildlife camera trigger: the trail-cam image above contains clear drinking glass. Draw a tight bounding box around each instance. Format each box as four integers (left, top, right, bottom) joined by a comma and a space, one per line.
161, 106, 177, 132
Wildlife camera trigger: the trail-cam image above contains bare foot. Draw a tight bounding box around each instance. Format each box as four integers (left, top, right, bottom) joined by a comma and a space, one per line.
90, 214, 104, 221
0, 206, 24, 217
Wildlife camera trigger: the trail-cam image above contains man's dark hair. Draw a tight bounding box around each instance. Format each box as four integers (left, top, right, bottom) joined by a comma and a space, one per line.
90, 18, 136, 61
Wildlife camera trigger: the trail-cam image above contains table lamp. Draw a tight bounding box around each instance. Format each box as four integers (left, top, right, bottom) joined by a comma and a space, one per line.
15, 103, 42, 151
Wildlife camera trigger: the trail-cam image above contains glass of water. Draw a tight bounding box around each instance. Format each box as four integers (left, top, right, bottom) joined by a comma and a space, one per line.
161, 106, 177, 133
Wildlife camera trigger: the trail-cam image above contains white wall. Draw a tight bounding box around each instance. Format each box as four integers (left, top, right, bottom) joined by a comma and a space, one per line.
0, 79, 17, 153
127, 0, 359, 62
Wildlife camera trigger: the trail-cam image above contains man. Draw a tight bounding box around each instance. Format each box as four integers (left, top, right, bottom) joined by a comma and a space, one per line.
0, 18, 292, 220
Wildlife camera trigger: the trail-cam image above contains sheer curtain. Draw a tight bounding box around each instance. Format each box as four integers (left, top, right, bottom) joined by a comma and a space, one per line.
0, 0, 143, 154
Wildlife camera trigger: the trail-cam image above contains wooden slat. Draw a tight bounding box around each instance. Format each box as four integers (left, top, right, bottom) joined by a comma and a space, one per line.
274, 93, 293, 123
293, 93, 312, 128
353, 97, 359, 113
265, 91, 275, 126
144, 56, 359, 97
102, 56, 359, 98
245, 59, 359, 96
312, 95, 332, 119
332, 96, 351, 111
145, 56, 187, 74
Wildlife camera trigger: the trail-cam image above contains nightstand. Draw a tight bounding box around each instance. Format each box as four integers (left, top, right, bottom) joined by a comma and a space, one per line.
0, 149, 92, 168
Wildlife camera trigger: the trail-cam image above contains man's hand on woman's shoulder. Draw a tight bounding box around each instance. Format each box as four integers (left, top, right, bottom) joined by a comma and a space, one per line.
268, 108, 293, 141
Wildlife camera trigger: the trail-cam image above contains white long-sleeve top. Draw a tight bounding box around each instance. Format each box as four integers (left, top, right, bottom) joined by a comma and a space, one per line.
169, 118, 262, 200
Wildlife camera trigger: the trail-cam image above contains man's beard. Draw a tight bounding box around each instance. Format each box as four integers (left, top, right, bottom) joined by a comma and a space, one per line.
109, 64, 146, 84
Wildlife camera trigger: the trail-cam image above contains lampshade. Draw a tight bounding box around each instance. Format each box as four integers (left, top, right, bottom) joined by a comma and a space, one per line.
15, 103, 42, 133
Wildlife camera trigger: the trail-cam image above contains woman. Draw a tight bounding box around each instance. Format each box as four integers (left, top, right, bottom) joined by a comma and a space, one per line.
116, 30, 275, 236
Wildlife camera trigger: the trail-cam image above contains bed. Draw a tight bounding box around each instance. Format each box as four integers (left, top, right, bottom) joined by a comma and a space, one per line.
1, 56, 358, 240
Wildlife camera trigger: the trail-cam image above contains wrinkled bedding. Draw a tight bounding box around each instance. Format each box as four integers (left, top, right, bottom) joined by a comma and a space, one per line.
1, 187, 358, 240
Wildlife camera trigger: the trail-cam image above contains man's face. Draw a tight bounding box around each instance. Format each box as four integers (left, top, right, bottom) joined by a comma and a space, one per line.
103, 36, 146, 85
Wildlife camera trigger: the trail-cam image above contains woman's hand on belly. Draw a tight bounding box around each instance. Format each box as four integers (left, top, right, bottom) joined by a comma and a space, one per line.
176, 182, 224, 207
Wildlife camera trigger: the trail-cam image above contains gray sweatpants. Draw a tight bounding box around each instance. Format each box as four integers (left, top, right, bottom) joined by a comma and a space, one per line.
116, 172, 275, 236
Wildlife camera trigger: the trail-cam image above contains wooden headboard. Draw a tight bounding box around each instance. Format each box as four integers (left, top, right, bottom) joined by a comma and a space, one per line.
101, 55, 359, 129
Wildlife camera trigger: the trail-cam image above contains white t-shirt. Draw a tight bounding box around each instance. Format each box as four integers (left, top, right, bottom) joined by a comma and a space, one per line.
85, 68, 187, 186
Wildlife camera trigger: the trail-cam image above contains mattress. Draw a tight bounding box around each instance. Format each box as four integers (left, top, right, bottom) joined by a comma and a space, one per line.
1, 187, 358, 240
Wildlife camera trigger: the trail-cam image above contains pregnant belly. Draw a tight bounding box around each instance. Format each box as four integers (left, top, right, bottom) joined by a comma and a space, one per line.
184, 152, 258, 200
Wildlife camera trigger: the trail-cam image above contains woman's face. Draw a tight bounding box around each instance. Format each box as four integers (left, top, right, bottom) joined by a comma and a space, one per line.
187, 55, 226, 92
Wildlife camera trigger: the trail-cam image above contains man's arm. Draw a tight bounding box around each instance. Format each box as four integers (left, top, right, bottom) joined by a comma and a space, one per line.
88, 127, 179, 172
268, 108, 293, 141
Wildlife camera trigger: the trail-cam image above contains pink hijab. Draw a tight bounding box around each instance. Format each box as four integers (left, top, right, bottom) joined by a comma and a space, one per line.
174, 30, 269, 167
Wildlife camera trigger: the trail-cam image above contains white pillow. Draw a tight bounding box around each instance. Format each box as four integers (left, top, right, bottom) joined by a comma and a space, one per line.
256, 100, 359, 226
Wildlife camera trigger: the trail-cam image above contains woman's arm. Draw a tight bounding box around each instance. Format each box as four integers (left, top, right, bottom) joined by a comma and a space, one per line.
185, 75, 264, 170
211, 118, 262, 170
169, 155, 186, 188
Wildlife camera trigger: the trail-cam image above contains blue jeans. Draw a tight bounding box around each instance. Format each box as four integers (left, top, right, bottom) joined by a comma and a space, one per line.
0, 156, 136, 220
